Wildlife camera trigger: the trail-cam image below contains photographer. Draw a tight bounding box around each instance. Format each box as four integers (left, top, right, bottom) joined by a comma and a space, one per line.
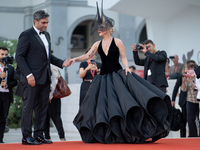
0, 47, 17, 143
182, 63, 199, 137
79, 49, 101, 106
169, 54, 184, 79
132, 39, 168, 93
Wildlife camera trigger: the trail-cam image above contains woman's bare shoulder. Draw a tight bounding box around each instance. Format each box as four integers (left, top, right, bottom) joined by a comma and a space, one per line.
92, 40, 101, 48
114, 38, 123, 45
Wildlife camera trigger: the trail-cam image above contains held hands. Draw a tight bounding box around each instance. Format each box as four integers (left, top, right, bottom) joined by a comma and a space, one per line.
63, 58, 74, 67
27, 75, 36, 87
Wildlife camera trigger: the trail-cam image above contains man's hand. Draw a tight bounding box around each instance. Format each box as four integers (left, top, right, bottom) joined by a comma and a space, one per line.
183, 70, 196, 78
171, 101, 175, 107
27, 75, 35, 87
132, 44, 137, 51
1, 80, 7, 88
140, 45, 148, 53
0, 72, 6, 79
63, 58, 73, 67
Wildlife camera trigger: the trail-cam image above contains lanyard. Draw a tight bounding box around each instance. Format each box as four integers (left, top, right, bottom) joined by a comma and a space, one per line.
87, 61, 95, 78
173, 63, 179, 73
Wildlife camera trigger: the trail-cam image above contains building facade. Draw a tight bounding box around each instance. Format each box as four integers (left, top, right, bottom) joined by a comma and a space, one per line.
0, 0, 147, 84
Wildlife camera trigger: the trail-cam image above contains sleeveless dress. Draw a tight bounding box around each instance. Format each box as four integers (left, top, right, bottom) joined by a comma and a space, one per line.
73, 38, 172, 144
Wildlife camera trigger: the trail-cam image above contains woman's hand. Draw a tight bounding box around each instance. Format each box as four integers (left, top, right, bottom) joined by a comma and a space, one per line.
182, 76, 186, 82
63, 58, 73, 67
90, 64, 97, 71
125, 67, 131, 75
71, 58, 76, 65
191, 81, 196, 90
86, 63, 93, 71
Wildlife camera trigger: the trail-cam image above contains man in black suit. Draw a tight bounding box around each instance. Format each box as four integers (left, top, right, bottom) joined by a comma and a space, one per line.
15, 10, 71, 145
132, 39, 168, 92
0, 47, 17, 143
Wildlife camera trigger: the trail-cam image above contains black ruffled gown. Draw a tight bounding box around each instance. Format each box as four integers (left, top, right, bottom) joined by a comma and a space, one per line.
73, 38, 172, 144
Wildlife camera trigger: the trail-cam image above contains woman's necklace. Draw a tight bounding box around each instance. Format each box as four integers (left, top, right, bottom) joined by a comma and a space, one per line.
103, 37, 112, 47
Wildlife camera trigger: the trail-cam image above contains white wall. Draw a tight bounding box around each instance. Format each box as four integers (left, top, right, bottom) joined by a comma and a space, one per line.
0, 13, 24, 39
146, 18, 168, 51
61, 84, 80, 133
66, 6, 119, 33
167, 5, 200, 64
145, 5, 200, 64
0, 0, 46, 7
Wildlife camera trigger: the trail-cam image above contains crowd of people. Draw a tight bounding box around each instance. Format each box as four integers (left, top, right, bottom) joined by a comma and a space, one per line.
0, 1, 200, 145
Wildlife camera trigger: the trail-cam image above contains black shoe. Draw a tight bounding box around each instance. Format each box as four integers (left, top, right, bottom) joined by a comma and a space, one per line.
22, 137, 41, 145
35, 136, 52, 144
0, 140, 4, 144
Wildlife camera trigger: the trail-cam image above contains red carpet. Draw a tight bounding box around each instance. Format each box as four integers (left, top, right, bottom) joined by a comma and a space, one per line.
0, 138, 200, 150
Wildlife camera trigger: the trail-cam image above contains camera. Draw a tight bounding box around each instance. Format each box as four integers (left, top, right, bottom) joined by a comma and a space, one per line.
90, 59, 96, 65
135, 44, 143, 50
0, 56, 14, 65
0, 56, 14, 88
0, 56, 14, 73
194, 86, 198, 91
169, 56, 175, 59
135, 44, 149, 51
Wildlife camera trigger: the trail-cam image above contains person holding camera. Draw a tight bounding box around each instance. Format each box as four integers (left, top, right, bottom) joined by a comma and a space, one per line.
0, 47, 17, 143
184, 66, 200, 79
79, 49, 101, 106
169, 54, 184, 79
132, 39, 168, 93
182, 63, 199, 137
171, 60, 196, 137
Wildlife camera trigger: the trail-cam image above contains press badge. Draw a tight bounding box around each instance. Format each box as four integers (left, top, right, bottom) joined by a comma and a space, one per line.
147, 69, 151, 76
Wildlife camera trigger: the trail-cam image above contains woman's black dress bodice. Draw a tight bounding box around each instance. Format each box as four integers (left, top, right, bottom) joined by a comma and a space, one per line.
98, 38, 122, 75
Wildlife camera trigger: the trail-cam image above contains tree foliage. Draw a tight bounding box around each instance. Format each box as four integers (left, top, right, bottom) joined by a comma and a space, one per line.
0, 39, 23, 128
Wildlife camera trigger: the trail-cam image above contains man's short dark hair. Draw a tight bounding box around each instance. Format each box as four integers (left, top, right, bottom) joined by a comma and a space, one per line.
33, 10, 49, 21
143, 39, 154, 45
0, 47, 8, 51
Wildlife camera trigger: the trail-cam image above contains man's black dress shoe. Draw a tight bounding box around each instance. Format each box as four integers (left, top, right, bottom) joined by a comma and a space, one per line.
22, 137, 41, 145
35, 136, 52, 144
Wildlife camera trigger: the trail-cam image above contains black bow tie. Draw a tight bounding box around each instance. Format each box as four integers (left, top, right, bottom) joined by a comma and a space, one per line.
39, 31, 45, 35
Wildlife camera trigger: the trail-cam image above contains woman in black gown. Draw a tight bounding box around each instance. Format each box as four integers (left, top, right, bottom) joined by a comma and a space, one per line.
69, 2, 171, 144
